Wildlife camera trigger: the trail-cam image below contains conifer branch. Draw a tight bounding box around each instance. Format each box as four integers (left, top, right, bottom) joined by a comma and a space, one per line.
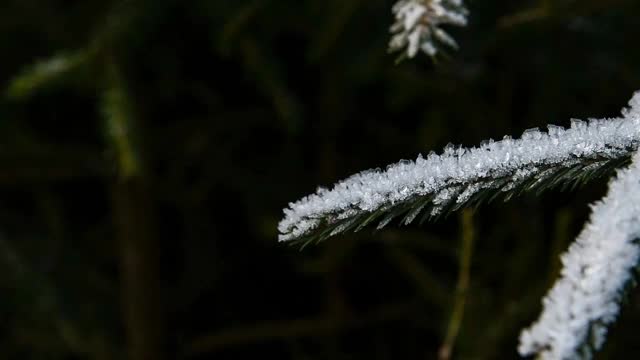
519, 141, 640, 360
279, 92, 640, 247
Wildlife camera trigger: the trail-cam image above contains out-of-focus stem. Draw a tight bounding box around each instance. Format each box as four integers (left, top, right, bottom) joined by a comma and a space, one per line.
104, 60, 166, 360
112, 178, 165, 360
438, 208, 474, 360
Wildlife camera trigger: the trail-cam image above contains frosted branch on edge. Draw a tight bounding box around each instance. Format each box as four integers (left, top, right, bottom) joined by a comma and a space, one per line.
519, 137, 640, 359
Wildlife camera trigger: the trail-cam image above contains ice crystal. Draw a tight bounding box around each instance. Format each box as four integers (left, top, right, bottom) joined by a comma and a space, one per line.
518, 148, 640, 360
278, 92, 640, 242
389, 0, 468, 58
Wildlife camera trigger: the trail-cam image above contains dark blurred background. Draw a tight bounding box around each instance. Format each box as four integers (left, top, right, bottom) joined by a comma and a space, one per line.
1, 0, 640, 359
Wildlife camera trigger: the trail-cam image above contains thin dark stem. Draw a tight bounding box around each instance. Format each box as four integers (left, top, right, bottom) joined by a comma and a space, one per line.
439, 208, 474, 360
112, 179, 165, 360
104, 59, 166, 360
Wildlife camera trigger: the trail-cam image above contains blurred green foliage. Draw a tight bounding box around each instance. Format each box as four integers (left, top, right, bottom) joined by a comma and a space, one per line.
1, 0, 640, 359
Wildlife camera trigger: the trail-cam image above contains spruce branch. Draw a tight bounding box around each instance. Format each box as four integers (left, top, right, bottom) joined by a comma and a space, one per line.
279, 92, 640, 246
518, 142, 640, 360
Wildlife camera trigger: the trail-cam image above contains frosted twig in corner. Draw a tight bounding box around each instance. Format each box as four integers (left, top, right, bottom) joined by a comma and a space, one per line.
278, 92, 640, 242
389, 0, 468, 58
518, 147, 640, 360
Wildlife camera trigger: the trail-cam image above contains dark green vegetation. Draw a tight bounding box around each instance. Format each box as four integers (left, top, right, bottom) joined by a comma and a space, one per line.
1, 0, 640, 359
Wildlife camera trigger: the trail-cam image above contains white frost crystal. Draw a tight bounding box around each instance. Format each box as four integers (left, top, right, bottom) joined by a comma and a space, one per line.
279, 92, 640, 242
389, 0, 468, 58
519, 145, 640, 360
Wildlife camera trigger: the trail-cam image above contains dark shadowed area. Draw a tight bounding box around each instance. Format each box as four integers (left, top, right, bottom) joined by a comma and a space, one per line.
1, 0, 640, 359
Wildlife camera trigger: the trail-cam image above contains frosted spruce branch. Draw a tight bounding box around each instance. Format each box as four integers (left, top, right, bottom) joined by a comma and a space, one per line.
278, 92, 640, 245
519, 135, 640, 359
389, 0, 468, 58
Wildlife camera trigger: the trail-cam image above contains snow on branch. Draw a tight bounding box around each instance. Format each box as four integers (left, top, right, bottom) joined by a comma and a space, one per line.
278, 92, 640, 243
519, 130, 640, 360
389, 0, 468, 58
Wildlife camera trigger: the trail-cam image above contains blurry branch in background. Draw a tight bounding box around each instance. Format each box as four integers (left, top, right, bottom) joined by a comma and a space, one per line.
5, 0, 144, 101
239, 38, 301, 133
438, 208, 474, 360
5, 51, 89, 100
4, 0, 169, 357
308, 0, 362, 60
1, 1, 145, 183
103, 59, 167, 360
3, 50, 106, 183
214, 1, 301, 133
102, 64, 141, 180
498, 0, 631, 28
498, 0, 551, 28
1, 3, 173, 360
217, 0, 266, 56
3, 50, 106, 181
